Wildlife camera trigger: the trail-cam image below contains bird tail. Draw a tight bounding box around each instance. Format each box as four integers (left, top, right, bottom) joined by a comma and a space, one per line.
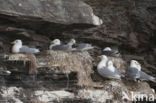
84, 46, 94, 50
149, 76, 156, 83
34, 49, 40, 53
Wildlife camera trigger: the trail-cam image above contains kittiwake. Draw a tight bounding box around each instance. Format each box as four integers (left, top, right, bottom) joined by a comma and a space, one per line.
126, 60, 141, 81
97, 55, 124, 79
72, 39, 93, 51
11, 39, 40, 53
49, 39, 61, 50
126, 60, 156, 82
103, 47, 120, 57
49, 39, 76, 51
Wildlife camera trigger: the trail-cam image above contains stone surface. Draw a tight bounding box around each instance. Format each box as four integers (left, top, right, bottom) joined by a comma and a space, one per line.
0, 52, 155, 103
0, 0, 102, 25
0, 0, 156, 103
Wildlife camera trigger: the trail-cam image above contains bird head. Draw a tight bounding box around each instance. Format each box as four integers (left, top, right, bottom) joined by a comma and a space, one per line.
103, 47, 112, 51
11, 39, 22, 45
51, 39, 61, 45
130, 60, 141, 70
97, 55, 108, 60
68, 39, 76, 45
70, 39, 76, 44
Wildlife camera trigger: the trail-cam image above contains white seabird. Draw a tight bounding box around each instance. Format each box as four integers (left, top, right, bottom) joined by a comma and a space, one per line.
11, 39, 40, 53
102, 47, 120, 57
97, 55, 124, 79
76, 43, 94, 51
126, 60, 156, 82
49, 39, 76, 51
71, 39, 93, 51
126, 60, 141, 81
49, 39, 61, 50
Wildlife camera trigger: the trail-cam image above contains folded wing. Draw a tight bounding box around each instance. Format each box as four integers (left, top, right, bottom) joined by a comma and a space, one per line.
20, 45, 40, 53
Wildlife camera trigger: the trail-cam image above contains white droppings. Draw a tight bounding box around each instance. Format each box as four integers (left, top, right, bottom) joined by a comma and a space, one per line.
6, 70, 11, 74
0, 87, 23, 103
151, 89, 155, 93
18, 3, 22, 7
108, 81, 121, 87
91, 13, 103, 25
77, 89, 113, 103
34, 90, 74, 102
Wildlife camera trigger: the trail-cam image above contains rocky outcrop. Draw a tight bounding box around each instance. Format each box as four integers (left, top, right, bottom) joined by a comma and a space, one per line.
0, 0, 155, 52
0, 52, 155, 103
0, 0, 156, 103
73, 0, 155, 50
0, 0, 102, 25
0, 0, 103, 53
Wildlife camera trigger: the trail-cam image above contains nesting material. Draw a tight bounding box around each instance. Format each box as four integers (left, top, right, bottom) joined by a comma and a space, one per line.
45, 50, 94, 86
8, 53, 38, 75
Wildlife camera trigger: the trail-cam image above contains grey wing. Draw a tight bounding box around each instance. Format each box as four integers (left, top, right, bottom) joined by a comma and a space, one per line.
139, 71, 156, 82
98, 67, 122, 79
76, 44, 94, 51
52, 45, 72, 50
20, 45, 40, 53
126, 67, 140, 80
114, 68, 125, 78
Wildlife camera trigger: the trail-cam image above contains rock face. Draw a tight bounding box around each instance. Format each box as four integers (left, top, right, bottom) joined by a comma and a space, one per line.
0, 0, 156, 103
76, 0, 156, 50
0, 0, 102, 25
0, 52, 155, 103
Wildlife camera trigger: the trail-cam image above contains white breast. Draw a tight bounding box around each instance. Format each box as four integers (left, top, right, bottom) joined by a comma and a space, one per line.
97, 60, 106, 69
12, 45, 20, 53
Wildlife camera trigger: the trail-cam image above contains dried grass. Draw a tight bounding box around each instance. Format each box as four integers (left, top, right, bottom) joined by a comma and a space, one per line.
8, 51, 95, 86
46, 50, 94, 86
8, 53, 38, 75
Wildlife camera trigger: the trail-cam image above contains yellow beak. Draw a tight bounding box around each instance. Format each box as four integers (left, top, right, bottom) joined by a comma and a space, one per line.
11, 42, 15, 45
137, 63, 141, 66
97, 56, 101, 59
